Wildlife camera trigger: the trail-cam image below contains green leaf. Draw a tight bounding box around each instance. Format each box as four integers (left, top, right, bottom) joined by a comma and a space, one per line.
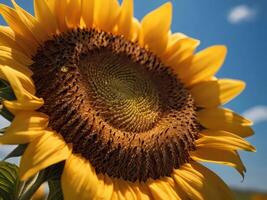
19, 172, 45, 200
0, 161, 20, 200
18, 175, 36, 200
44, 162, 64, 181
0, 79, 15, 122
0, 87, 15, 101
0, 79, 15, 101
4, 144, 27, 160
47, 180, 63, 200
0, 80, 8, 88
44, 163, 64, 200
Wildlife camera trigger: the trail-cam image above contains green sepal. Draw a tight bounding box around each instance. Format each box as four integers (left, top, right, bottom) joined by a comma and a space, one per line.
0, 161, 21, 200
0, 79, 15, 101
45, 162, 64, 200
47, 180, 64, 200
0, 79, 15, 122
0, 107, 14, 122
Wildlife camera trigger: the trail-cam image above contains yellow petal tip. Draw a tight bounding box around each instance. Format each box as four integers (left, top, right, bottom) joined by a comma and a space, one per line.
161, 2, 173, 19
232, 79, 246, 93
250, 145, 257, 152
218, 45, 227, 53
163, 2, 173, 10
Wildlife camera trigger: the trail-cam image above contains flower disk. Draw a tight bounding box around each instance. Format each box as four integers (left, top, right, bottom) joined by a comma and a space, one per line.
31, 28, 200, 182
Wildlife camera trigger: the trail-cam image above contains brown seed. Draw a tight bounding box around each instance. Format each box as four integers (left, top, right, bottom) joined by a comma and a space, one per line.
31, 28, 201, 182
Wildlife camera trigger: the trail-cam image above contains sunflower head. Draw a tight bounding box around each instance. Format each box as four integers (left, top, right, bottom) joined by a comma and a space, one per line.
31, 27, 201, 182
0, 0, 255, 199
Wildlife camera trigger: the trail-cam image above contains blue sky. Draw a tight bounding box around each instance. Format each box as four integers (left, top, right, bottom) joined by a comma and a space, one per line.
0, 0, 266, 192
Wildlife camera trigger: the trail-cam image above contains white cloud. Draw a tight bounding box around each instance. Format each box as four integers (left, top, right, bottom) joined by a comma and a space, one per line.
242, 106, 267, 125
228, 5, 257, 24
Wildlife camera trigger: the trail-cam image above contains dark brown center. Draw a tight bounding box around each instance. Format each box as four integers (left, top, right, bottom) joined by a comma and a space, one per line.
31, 28, 200, 182
79, 50, 160, 133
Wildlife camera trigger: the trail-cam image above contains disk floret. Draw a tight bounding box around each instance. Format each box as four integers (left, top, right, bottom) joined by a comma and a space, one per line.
31, 28, 200, 181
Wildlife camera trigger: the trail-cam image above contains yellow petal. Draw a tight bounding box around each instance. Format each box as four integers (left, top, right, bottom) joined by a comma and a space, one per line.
96, 175, 114, 200
46, 0, 56, 11
20, 131, 71, 180
197, 107, 254, 138
46, 0, 56, 14
191, 79, 246, 108
117, 0, 133, 39
94, 0, 120, 32
79, 173, 114, 200
163, 37, 200, 69
0, 26, 31, 56
0, 45, 32, 65
1, 65, 43, 112
163, 33, 199, 58
0, 65, 35, 99
140, 2, 172, 55
147, 177, 182, 200
172, 172, 203, 200
45, 0, 62, 32
190, 148, 246, 177
196, 130, 256, 152
167, 32, 189, 47
34, 0, 58, 35
0, 111, 48, 144
53, 0, 69, 32
0, 46, 33, 77
32, 185, 45, 200
111, 190, 119, 200
65, 0, 82, 28
115, 179, 138, 200
173, 162, 235, 200
4, 99, 44, 114
192, 162, 234, 200
129, 182, 151, 200
11, 0, 48, 43
81, 0, 94, 28
165, 177, 187, 200
0, 4, 38, 52
62, 154, 100, 200
129, 18, 141, 42
86, 174, 114, 200
181, 46, 227, 86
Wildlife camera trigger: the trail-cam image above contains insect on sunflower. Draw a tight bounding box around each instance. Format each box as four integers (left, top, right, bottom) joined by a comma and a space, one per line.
0, 0, 255, 199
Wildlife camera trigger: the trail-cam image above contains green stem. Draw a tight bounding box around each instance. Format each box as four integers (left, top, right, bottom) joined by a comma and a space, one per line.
19, 172, 46, 200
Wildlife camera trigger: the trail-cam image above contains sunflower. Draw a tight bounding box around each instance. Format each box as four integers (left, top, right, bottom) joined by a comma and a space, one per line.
0, 0, 255, 199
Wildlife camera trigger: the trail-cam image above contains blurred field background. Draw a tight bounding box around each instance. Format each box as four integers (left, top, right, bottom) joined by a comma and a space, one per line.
234, 190, 267, 200
0, 0, 266, 199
